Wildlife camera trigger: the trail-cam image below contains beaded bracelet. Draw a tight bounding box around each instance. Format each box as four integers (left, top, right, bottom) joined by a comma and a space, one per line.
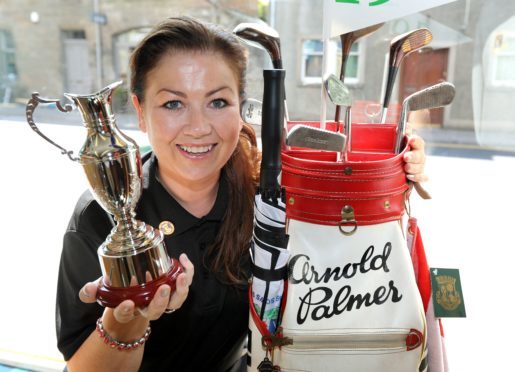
96, 317, 151, 351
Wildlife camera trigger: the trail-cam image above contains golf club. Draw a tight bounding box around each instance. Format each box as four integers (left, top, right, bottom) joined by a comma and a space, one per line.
286, 125, 346, 153
380, 28, 433, 124
324, 74, 352, 159
234, 22, 290, 132
394, 81, 456, 153
334, 23, 384, 123
241, 98, 262, 126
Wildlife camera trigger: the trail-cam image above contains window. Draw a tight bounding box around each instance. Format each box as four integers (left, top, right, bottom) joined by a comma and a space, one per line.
491, 32, 515, 86
300, 38, 363, 85
62, 30, 86, 39
301, 39, 324, 84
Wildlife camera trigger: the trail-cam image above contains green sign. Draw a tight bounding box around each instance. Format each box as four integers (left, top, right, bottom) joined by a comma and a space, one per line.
335, 0, 390, 6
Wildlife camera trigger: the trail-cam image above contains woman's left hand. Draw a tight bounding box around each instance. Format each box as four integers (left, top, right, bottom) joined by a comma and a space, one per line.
403, 134, 428, 183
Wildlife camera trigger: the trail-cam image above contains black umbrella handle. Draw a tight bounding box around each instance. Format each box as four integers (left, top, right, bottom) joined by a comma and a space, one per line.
260, 69, 285, 202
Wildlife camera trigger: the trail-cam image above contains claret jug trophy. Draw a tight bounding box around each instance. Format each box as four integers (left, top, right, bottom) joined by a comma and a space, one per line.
25, 81, 183, 308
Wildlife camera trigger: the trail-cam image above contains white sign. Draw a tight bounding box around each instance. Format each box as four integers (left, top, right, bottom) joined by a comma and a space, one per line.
323, 0, 458, 38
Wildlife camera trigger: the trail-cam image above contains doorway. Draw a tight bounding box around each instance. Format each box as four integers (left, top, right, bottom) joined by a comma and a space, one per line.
62, 30, 92, 94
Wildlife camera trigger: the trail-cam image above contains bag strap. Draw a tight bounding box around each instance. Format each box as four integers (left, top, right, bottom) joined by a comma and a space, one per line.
408, 217, 431, 312
248, 281, 292, 349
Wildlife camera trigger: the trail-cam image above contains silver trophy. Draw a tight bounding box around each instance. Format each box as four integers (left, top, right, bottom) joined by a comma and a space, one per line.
25, 81, 182, 308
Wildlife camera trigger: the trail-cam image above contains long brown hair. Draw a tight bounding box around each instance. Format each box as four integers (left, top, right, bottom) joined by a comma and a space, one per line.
129, 16, 259, 284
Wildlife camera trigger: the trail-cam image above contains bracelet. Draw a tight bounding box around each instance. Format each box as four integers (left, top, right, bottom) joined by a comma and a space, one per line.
96, 317, 151, 351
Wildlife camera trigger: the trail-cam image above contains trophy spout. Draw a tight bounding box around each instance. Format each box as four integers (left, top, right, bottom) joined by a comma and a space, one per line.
64, 80, 123, 130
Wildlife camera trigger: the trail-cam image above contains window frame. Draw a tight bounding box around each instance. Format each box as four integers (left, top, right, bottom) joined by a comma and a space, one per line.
299, 37, 365, 86
489, 31, 515, 88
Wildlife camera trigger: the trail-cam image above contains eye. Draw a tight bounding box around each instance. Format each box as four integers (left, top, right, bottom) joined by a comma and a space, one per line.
210, 98, 228, 109
163, 100, 183, 110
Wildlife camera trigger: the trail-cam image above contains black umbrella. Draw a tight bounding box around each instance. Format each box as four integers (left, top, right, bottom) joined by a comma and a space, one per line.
249, 68, 289, 334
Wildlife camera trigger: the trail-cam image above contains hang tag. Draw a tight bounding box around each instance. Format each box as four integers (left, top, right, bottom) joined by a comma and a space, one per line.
257, 357, 274, 372
430, 267, 466, 318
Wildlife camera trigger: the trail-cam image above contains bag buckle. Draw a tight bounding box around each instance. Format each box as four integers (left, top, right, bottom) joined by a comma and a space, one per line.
339, 205, 357, 236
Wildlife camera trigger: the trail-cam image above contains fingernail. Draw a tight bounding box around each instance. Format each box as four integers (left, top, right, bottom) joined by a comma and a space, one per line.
406, 174, 415, 181
161, 288, 170, 298
123, 305, 132, 313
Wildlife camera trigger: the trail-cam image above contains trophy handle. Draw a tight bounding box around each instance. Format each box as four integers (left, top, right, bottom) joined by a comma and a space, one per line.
96, 258, 184, 308
25, 93, 79, 162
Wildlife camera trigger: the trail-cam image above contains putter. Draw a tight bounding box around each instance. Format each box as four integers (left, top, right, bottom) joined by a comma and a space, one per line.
324, 74, 352, 160
241, 98, 262, 126
394, 81, 455, 153
380, 28, 433, 124
334, 23, 384, 123
286, 125, 346, 152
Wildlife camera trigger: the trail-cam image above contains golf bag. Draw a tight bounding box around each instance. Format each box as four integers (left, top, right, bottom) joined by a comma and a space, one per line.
248, 122, 428, 372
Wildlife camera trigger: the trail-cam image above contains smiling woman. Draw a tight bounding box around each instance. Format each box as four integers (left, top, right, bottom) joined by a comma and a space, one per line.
55, 17, 259, 372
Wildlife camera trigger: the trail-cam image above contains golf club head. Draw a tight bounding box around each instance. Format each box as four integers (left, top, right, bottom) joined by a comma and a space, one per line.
406, 81, 456, 112
394, 82, 455, 153
340, 23, 385, 80
381, 28, 433, 123
233, 22, 282, 69
390, 28, 433, 69
241, 98, 262, 125
324, 74, 352, 107
335, 23, 383, 123
286, 124, 346, 152
352, 22, 385, 40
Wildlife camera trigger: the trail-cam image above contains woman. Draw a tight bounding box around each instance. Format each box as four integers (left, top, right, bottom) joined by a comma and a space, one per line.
55, 16, 428, 371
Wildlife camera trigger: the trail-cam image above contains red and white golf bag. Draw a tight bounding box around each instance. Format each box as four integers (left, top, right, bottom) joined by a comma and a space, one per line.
248, 122, 432, 372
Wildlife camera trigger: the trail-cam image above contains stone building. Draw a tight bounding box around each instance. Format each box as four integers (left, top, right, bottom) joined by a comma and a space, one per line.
2, 0, 514, 146
0, 0, 262, 104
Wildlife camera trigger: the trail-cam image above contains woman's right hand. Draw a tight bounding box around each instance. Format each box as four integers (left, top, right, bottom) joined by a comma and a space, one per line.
78, 253, 194, 323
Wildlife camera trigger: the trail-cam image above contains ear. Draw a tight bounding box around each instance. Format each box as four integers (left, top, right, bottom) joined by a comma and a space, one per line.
131, 94, 147, 133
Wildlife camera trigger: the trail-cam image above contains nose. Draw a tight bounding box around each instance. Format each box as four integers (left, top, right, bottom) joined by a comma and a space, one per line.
183, 106, 212, 137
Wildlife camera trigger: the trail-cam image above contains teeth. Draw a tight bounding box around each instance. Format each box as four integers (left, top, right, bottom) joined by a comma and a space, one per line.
179, 145, 213, 154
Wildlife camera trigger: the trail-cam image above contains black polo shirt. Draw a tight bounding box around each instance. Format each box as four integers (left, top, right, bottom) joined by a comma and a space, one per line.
56, 153, 249, 371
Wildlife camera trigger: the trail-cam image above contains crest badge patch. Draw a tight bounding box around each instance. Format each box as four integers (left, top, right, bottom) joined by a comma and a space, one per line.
430, 268, 466, 318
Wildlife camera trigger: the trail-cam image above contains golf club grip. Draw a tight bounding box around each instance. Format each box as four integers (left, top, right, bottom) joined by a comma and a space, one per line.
260, 69, 285, 200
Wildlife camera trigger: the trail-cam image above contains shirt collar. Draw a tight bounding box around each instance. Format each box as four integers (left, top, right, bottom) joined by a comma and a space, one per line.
141, 153, 228, 236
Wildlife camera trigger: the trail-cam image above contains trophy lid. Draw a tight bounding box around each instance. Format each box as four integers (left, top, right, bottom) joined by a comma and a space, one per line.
64, 81, 123, 128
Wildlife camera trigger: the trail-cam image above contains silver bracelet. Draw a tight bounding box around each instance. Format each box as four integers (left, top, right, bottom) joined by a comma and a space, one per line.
96, 317, 151, 351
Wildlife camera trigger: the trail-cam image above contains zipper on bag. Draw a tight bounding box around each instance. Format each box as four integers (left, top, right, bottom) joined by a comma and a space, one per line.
284, 329, 423, 351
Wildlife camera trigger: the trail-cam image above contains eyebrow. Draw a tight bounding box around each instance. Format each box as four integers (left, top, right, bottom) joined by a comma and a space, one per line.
156, 85, 234, 98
